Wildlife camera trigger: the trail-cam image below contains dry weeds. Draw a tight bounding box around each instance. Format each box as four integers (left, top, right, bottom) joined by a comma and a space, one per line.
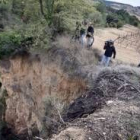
55, 36, 101, 66
52, 65, 140, 140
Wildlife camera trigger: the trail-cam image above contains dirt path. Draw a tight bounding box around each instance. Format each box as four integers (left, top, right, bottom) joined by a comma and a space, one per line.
93, 25, 140, 65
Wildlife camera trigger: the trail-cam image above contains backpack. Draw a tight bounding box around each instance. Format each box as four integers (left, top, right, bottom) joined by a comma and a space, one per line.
80, 28, 85, 35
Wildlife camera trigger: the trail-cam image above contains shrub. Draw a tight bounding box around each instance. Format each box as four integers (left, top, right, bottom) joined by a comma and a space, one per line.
110, 22, 117, 28
96, 2, 106, 14
106, 8, 140, 28
88, 11, 105, 27
117, 20, 124, 28
0, 3, 9, 14
0, 31, 22, 58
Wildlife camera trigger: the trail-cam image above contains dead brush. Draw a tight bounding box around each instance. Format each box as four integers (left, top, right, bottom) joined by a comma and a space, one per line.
55, 36, 101, 66
38, 95, 67, 139
62, 65, 140, 140
93, 65, 140, 99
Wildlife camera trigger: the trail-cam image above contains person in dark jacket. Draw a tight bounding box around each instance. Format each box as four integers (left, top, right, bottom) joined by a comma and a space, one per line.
101, 40, 116, 66
87, 24, 94, 36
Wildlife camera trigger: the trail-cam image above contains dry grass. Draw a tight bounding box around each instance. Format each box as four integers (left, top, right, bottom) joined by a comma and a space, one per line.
55, 36, 101, 66
31, 36, 103, 139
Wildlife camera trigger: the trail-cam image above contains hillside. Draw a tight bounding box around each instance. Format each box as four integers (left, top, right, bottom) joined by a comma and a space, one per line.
105, 0, 140, 17
1, 39, 140, 140
0, 0, 140, 140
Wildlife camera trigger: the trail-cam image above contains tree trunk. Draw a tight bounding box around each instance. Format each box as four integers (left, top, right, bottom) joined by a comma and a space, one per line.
38, 0, 46, 18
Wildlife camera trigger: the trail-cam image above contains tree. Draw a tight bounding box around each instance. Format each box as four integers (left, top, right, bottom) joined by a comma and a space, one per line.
97, 2, 106, 14
38, 0, 55, 26
88, 12, 104, 26
11, 0, 25, 16
39, 0, 45, 17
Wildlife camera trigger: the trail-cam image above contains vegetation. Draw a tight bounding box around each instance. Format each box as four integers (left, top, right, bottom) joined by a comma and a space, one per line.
106, 7, 140, 28
0, 0, 103, 58
0, 0, 139, 58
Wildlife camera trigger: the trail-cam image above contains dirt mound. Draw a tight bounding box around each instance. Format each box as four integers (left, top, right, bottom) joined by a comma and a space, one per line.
52, 65, 140, 140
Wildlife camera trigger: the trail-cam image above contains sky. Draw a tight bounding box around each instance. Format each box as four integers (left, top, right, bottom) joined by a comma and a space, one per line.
106, 0, 140, 6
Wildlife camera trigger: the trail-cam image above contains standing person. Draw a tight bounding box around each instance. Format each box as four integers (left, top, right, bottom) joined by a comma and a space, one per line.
80, 22, 86, 47
86, 23, 94, 47
71, 21, 81, 42
75, 21, 81, 41
101, 40, 116, 66
86, 32, 94, 49
87, 23, 94, 36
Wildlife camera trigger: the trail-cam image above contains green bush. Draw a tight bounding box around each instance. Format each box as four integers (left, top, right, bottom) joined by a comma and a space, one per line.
0, 31, 22, 58
106, 8, 140, 28
0, 31, 22, 45
20, 22, 50, 49
88, 11, 105, 27
0, 2, 10, 23
96, 2, 106, 14
51, 0, 100, 33
11, 0, 25, 16
110, 22, 117, 28
0, 3, 9, 13
117, 20, 124, 28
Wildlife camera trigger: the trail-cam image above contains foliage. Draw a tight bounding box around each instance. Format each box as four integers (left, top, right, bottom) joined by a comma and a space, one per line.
0, 31, 22, 58
96, 2, 106, 14
45, 0, 55, 25
106, 8, 140, 28
0, 0, 139, 54
88, 11, 105, 27
117, 20, 124, 28
0, 2, 10, 27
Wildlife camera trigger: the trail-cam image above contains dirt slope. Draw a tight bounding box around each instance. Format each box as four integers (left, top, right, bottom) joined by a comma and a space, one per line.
0, 43, 101, 139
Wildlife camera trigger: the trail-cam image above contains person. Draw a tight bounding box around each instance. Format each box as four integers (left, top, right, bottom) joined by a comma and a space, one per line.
101, 40, 116, 66
71, 22, 81, 42
87, 24, 94, 36
74, 21, 81, 41
80, 22, 86, 47
86, 32, 94, 48
86, 23, 94, 47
